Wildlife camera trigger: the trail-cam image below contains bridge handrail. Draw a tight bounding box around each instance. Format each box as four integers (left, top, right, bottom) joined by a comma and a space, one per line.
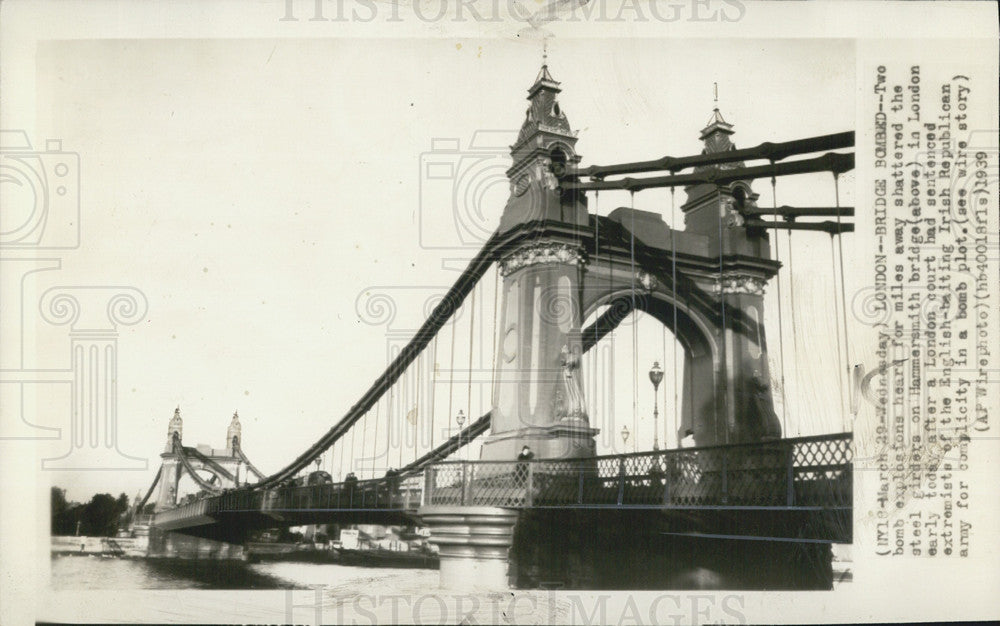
152, 434, 852, 527
425, 432, 852, 467
424, 433, 852, 509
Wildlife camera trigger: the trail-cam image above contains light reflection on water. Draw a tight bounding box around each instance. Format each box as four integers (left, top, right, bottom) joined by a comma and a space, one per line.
50, 554, 417, 590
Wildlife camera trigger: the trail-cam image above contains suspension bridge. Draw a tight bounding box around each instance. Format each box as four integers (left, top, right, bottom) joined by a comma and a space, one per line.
143, 62, 855, 590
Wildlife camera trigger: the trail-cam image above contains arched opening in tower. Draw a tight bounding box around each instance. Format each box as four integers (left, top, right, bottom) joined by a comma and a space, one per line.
580, 304, 692, 455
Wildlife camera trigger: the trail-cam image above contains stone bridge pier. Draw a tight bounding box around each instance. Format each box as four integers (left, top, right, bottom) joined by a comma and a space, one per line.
419, 506, 520, 590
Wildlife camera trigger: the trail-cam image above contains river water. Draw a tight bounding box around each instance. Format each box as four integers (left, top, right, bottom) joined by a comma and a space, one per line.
45, 555, 564, 624
50, 553, 395, 589
45, 554, 852, 623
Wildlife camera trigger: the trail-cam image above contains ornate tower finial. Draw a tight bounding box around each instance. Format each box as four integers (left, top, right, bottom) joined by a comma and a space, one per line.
700, 83, 734, 150
166, 405, 183, 451
227, 410, 242, 455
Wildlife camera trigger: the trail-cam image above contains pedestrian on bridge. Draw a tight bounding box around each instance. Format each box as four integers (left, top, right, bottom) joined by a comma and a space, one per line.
516, 445, 534, 491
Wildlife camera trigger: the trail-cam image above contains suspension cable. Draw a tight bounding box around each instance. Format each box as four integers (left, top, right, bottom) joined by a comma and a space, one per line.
371, 397, 380, 478
360, 409, 368, 478
785, 224, 800, 437
593, 190, 600, 424
402, 292, 643, 474
414, 347, 422, 466
671, 187, 679, 448
349, 405, 357, 475
466, 284, 476, 462
234, 445, 265, 480
135, 468, 161, 513
447, 307, 457, 445
770, 174, 789, 435
397, 373, 404, 469
629, 190, 638, 451
338, 438, 344, 481
255, 232, 500, 488
834, 173, 851, 431
717, 189, 728, 444
490, 266, 500, 406
173, 438, 222, 493
830, 234, 847, 430
429, 333, 438, 450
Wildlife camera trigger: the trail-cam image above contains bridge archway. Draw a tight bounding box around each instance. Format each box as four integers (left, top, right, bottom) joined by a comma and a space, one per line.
581, 285, 723, 448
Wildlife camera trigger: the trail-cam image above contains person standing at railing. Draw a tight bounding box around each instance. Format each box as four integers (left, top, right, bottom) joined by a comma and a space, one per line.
676, 430, 699, 485
344, 472, 358, 505
384, 468, 400, 506
680, 429, 696, 448
516, 446, 534, 491
740, 372, 782, 441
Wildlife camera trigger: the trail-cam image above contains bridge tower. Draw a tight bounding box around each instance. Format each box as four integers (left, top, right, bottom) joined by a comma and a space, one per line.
481, 62, 598, 461
152, 407, 244, 510
484, 66, 783, 458
679, 106, 782, 443
153, 407, 184, 509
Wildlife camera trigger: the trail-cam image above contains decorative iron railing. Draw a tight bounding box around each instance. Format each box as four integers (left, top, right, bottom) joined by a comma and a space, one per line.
153, 434, 851, 528
153, 474, 423, 527
424, 433, 852, 509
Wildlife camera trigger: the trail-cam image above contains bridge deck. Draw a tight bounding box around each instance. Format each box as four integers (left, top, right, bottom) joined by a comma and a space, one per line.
153, 433, 851, 539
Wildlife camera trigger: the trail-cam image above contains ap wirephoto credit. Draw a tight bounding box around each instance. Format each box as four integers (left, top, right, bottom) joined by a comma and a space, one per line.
1, 1, 997, 624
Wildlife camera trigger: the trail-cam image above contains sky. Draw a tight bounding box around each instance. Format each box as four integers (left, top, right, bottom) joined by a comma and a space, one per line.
18, 36, 858, 501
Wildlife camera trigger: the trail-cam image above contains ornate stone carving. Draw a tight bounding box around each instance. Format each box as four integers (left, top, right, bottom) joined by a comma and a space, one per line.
713, 273, 767, 296
720, 197, 744, 228
499, 242, 586, 277
635, 271, 657, 292
554, 345, 587, 421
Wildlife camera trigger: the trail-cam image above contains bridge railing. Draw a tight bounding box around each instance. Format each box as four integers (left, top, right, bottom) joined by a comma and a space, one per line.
153, 473, 427, 528
423, 433, 852, 509
204, 474, 425, 513
154, 498, 213, 526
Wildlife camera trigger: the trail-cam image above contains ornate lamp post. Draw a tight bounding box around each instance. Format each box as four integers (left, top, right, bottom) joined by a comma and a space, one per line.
648, 361, 664, 451
456, 410, 467, 462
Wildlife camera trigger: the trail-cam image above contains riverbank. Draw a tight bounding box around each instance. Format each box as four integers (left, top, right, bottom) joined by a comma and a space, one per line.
51, 535, 148, 557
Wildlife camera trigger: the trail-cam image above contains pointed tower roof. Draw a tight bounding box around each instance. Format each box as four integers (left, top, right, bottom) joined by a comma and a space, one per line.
700, 84, 735, 146
514, 61, 575, 151
168, 406, 182, 430
528, 62, 560, 98
700, 106, 735, 142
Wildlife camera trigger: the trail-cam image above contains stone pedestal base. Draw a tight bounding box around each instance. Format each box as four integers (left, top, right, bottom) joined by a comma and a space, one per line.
418, 506, 519, 590
478, 423, 598, 461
